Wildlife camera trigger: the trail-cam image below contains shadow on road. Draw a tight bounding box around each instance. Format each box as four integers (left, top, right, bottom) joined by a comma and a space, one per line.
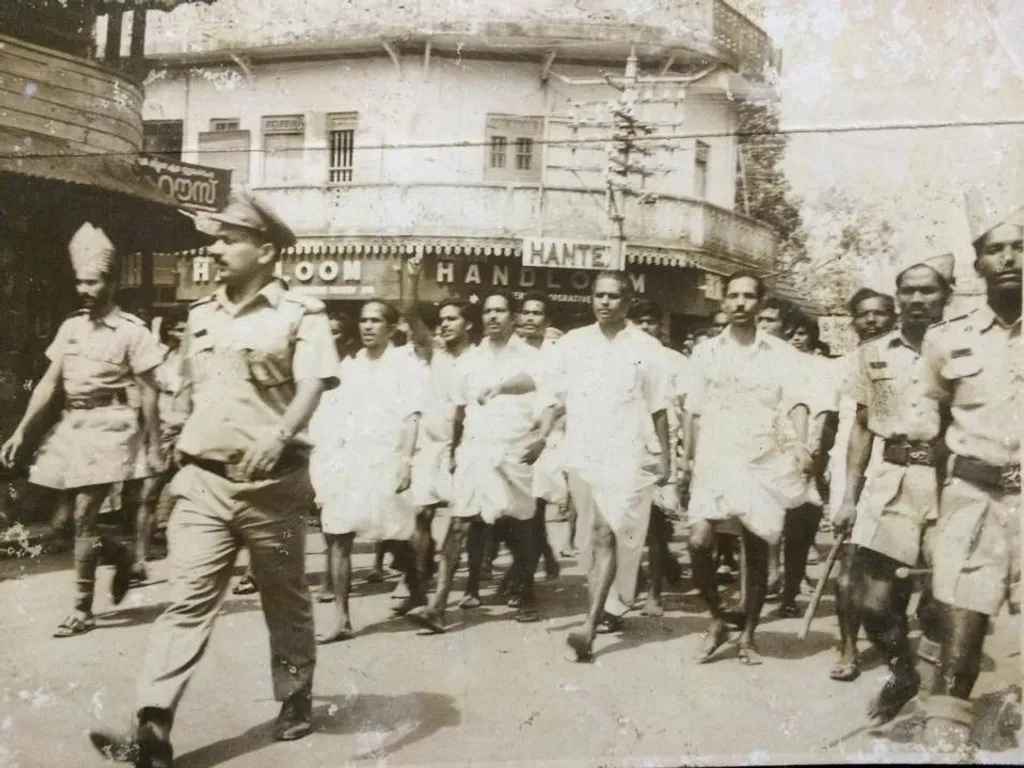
174, 691, 461, 768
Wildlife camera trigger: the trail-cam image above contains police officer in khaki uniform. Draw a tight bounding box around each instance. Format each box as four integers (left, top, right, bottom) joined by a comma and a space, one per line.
918, 194, 1022, 758
831, 252, 953, 719
1, 223, 163, 638
90, 189, 340, 768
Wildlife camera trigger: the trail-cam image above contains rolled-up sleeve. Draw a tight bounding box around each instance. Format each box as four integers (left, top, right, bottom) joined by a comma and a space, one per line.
128, 325, 165, 375
641, 344, 670, 416
45, 319, 73, 363
294, 311, 341, 389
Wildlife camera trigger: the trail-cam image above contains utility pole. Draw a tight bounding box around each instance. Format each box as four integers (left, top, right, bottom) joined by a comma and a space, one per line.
548, 48, 711, 269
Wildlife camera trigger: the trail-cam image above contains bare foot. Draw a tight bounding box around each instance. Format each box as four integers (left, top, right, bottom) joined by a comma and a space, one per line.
737, 641, 763, 666
458, 594, 482, 609
641, 600, 665, 617
566, 630, 593, 662
316, 623, 354, 644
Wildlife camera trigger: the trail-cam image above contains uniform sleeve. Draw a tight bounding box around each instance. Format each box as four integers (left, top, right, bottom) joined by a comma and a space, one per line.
919, 329, 952, 406
127, 324, 166, 375
44, 319, 74, 363
845, 348, 870, 407
294, 311, 342, 386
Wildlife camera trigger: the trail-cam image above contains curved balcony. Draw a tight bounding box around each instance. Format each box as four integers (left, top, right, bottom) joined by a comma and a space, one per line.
0, 33, 142, 156
250, 182, 776, 267
146, 0, 773, 72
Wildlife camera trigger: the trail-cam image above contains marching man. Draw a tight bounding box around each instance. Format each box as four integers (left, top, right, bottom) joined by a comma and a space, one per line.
1, 223, 163, 638
832, 252, 953, 718
537, 272, 671, 662
919, 189, 1022, 758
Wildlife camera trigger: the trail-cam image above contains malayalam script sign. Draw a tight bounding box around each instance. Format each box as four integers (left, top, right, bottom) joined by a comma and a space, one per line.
138, 155, 231, 213
521, 237, 621, 271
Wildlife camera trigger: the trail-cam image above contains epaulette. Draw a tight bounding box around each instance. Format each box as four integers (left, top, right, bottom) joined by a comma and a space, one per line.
281, 292, 326, 314
928, 310, 973, 332
117, 310, 146, 326
64, 308, 88, 321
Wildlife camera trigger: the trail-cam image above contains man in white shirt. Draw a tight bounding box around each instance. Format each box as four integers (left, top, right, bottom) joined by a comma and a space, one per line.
684, 273, 812, 666
309, 300, 425, 643
407, 291, 545, 631
538, 272, 671, 662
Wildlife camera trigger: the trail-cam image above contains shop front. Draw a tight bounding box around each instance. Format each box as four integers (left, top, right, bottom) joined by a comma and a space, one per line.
172, 236, 730, 343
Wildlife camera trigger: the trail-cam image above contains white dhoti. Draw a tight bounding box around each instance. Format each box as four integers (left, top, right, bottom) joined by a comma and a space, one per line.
568, 461, 658, 617
452, 434, 535, 524
688, 448, 807, 545
530, 429, 568, 506
312, 437, 418, 540
410, 430, 453, 508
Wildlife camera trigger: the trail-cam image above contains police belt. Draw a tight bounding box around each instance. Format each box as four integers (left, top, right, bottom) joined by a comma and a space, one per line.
951, 455, 1021, 495
180, 448, 308, 482
64, 390, 129, 410
881, 438, 939, 467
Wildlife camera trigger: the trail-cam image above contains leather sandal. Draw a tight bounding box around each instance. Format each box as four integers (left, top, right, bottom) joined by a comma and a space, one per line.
54, 613, 95, 638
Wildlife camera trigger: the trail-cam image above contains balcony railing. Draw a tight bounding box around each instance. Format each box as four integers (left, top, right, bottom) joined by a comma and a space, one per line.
145, 0, 772, 72
250, 182, 776, 266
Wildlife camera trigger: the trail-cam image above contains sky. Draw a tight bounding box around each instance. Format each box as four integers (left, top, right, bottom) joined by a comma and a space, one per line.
755, 0, 1023, 287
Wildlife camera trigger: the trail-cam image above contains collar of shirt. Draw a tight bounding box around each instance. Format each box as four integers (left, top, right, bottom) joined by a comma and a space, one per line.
212, 278, 287, 317
713, 327, 776, 355
81, 306, 123, 329
884, 329, 920, 353
973, 303, 1022, 335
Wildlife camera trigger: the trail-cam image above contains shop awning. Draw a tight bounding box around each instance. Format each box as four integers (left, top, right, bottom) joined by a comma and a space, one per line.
0, 149, 208, 254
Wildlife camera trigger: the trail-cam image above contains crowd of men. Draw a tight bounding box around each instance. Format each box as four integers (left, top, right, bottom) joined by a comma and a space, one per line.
0, 186, 1018, 767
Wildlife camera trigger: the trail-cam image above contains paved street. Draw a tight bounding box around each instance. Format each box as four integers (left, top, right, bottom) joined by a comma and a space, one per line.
1, 520, 1020, 767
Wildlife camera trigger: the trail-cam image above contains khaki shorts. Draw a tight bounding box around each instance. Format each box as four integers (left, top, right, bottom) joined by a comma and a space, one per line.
852, 461, 938, 567
931, 477, 1020, 617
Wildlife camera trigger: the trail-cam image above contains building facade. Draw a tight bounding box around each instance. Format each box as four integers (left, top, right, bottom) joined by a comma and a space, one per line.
141, 0, 781, 335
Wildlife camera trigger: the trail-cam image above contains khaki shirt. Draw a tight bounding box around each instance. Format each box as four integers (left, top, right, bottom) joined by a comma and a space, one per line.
177, 280, 340, 463
846, 329, 940, 442
46, 307, 163, 398
920, 305, 1022, 466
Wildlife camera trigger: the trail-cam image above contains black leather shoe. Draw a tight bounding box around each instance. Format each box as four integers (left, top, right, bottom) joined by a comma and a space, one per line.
273, 691, 313, 742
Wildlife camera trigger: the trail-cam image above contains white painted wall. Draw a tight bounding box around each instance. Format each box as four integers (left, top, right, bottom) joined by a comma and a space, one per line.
142, 54, 740, 208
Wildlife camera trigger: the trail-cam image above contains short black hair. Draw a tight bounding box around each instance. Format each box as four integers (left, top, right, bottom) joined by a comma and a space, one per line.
847, 288, 895, 317
724, 271, 766, 300
480, 289, 518, 314
592, 270, 634, 299
894, 266, 953, 293
628, 298, 663, 322
438, 297, 473, 323
786, 312, 821, 345
361, 299, 400, 326
158, 305, 188, 345
520, 291, 550, 316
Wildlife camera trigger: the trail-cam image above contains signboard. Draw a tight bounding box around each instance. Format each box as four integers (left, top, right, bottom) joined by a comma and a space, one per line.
138, 155, 231, 213
434, 258, 644, 304
191, 256, 363, 285
521, 237, 621, 271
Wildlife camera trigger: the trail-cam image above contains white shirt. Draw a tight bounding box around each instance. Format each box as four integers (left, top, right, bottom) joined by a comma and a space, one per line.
310, 344, 424, 453
544, 322, 668, 480
687, 329, 808, 463
455, 334, 539, 444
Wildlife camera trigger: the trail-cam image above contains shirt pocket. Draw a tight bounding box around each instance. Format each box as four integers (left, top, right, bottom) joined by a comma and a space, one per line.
940, 354, 986, 406
245, 335, 295, 389
65, 336, 127, 381
186, 333, 217, 381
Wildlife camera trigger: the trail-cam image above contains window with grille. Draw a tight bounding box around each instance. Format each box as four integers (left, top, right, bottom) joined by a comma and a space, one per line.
695, 140, 710, 199
514, 137, 533, 171
484, 115, 542, 182
210, 118, 240, 132
490, 136, 507, 169
327, 113, 357, 183
262, 115, 305, 185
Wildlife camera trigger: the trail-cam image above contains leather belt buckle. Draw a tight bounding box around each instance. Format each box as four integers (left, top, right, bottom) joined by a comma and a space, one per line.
907, 446, 931, 466
1001, 464, 1022, 494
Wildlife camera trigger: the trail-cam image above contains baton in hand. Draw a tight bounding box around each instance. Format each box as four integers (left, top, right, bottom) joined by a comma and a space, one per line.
799, 530, 849, 641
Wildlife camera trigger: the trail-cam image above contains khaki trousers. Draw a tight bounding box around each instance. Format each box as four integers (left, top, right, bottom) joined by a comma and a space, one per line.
137, 464, 315, 715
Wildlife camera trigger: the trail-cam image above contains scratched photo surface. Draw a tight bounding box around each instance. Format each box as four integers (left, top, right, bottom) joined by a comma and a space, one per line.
0, 0, 1021, 766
